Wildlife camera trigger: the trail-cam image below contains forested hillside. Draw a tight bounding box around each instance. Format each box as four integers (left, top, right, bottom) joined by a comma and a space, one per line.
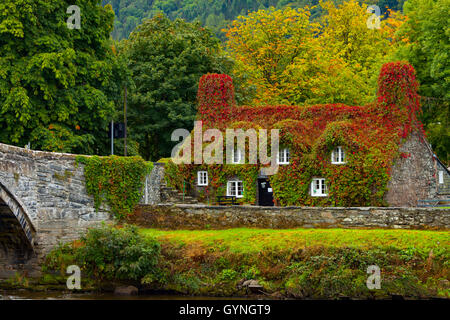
103, 0, 404, 40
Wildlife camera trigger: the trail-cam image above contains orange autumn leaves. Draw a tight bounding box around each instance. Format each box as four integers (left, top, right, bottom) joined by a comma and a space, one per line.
224, 0, 406, 106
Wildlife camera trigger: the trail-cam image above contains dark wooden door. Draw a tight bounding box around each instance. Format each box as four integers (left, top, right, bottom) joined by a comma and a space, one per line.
258, 178, 274, 206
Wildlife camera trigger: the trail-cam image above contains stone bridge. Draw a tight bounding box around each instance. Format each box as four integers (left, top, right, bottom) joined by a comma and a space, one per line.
0, 141, 448, 279
0, 143, 111, 277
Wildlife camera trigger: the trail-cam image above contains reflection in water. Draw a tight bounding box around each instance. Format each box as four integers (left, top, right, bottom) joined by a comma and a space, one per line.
0, 290, 253, 300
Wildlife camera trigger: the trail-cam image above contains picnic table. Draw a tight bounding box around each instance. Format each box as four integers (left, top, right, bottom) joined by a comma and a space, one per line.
216, 195, 238, 205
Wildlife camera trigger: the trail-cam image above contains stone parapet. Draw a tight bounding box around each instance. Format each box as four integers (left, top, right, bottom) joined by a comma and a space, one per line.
131, 204, 450, 230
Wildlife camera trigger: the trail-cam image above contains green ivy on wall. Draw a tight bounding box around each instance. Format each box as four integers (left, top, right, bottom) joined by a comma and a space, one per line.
165, 62, 424, 207
76, 155, 153, 219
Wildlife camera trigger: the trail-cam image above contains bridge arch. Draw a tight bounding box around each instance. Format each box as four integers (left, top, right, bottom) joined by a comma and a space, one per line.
0, 181, 36, 271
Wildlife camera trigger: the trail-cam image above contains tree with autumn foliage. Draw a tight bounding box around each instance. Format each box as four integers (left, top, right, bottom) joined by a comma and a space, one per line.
224, 0, 405, 106
316, 0, 406, 102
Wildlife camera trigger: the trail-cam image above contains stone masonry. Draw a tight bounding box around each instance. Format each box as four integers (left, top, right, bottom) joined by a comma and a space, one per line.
132, 204, 449, 230
385, 131, 450, 206
0, 143, 111, 277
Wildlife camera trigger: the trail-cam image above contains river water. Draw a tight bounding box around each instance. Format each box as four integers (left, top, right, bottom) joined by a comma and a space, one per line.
0, 290, 252, 300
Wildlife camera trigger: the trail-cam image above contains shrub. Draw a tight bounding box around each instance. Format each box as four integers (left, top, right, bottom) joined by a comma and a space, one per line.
76, 224, 160, 282
218, 269, 238, 281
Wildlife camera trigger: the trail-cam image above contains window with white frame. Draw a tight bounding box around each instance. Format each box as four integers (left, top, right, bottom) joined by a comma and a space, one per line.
331, 146, 345, 164
227, 180, 244, 198
231, 148, 243, 164
197, 171, 208, 186
438, 171, 444, 184
277, 148, 290, 164
311, 178, 328, 197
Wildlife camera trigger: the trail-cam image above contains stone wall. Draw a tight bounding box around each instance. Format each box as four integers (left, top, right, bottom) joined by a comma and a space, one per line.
141, 163, 165, 204
131, 204, 450, 230
385, 131, 449, 206
0, 143, 112, 277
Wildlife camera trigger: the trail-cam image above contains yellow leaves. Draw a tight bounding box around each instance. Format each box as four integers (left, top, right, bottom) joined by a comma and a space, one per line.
225, 0, 404, 106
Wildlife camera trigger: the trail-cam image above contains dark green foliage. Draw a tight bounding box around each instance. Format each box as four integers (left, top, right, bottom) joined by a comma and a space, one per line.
44, 224, 161, 282
0, 0, 127, 154
395, 0, 449, 164
77, 224, 161, 281
122, 14, 230, 160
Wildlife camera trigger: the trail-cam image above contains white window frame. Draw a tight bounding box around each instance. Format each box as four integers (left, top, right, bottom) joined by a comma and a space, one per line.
331, 146, 346, 164
197, 171, 208, 186
226, 180, 244, 198
438, 171, 444, 184
277, 148, 290, 165
311, 178, 328, 197
231, 148, 243, 164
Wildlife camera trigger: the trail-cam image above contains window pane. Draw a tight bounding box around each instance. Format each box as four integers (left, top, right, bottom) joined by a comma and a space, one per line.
237, 181, 243, 196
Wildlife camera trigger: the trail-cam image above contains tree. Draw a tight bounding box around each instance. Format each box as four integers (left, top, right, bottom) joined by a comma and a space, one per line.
0, 0, 125, 154
224, 1, 404, 105
122, 14, 230, 160
394, 0, 449, 163
103, 0, 406, 40
317, 0, 405, 101
225, 6, 321, 105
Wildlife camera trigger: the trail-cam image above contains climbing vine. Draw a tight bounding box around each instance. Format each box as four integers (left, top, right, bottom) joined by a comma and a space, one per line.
76, 155, 153, 219
165, 62, 424, 207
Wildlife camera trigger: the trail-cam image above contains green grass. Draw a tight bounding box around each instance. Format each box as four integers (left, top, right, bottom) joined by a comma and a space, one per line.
140, 228, 450, 254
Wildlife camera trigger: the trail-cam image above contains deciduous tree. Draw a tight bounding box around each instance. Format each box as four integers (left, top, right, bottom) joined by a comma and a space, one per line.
0, 0, 125, 154
122, 14, 230, 160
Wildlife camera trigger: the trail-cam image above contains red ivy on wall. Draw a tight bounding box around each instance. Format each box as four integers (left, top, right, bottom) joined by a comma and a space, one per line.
197, 74, 235, 127
376, 61, 423, 138
167, 62, 425, 207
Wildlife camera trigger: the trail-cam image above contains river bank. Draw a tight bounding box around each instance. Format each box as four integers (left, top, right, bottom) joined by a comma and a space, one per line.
2, 226, 449, 300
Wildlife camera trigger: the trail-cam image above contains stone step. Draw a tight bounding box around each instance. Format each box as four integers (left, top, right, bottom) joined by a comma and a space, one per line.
160, 183, 200, 204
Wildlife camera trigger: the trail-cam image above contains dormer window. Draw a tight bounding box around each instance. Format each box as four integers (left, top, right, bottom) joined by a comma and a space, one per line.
277, 148, 290, 164
197, 171, 208, 186
231, 148, 243, 164
311, 178, 328, 197
331, 146, 345, 164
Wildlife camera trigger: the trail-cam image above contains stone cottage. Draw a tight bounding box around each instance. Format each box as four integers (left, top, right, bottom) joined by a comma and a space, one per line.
164, 62, 450, 207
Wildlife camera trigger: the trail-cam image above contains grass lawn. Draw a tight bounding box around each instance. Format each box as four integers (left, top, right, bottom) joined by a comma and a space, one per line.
140, 227, 450, 254
40, 226, 449, 298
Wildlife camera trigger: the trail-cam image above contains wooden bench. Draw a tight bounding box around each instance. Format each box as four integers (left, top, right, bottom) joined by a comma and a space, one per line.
417, 199, 450, 207
216, 195, 238, 205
